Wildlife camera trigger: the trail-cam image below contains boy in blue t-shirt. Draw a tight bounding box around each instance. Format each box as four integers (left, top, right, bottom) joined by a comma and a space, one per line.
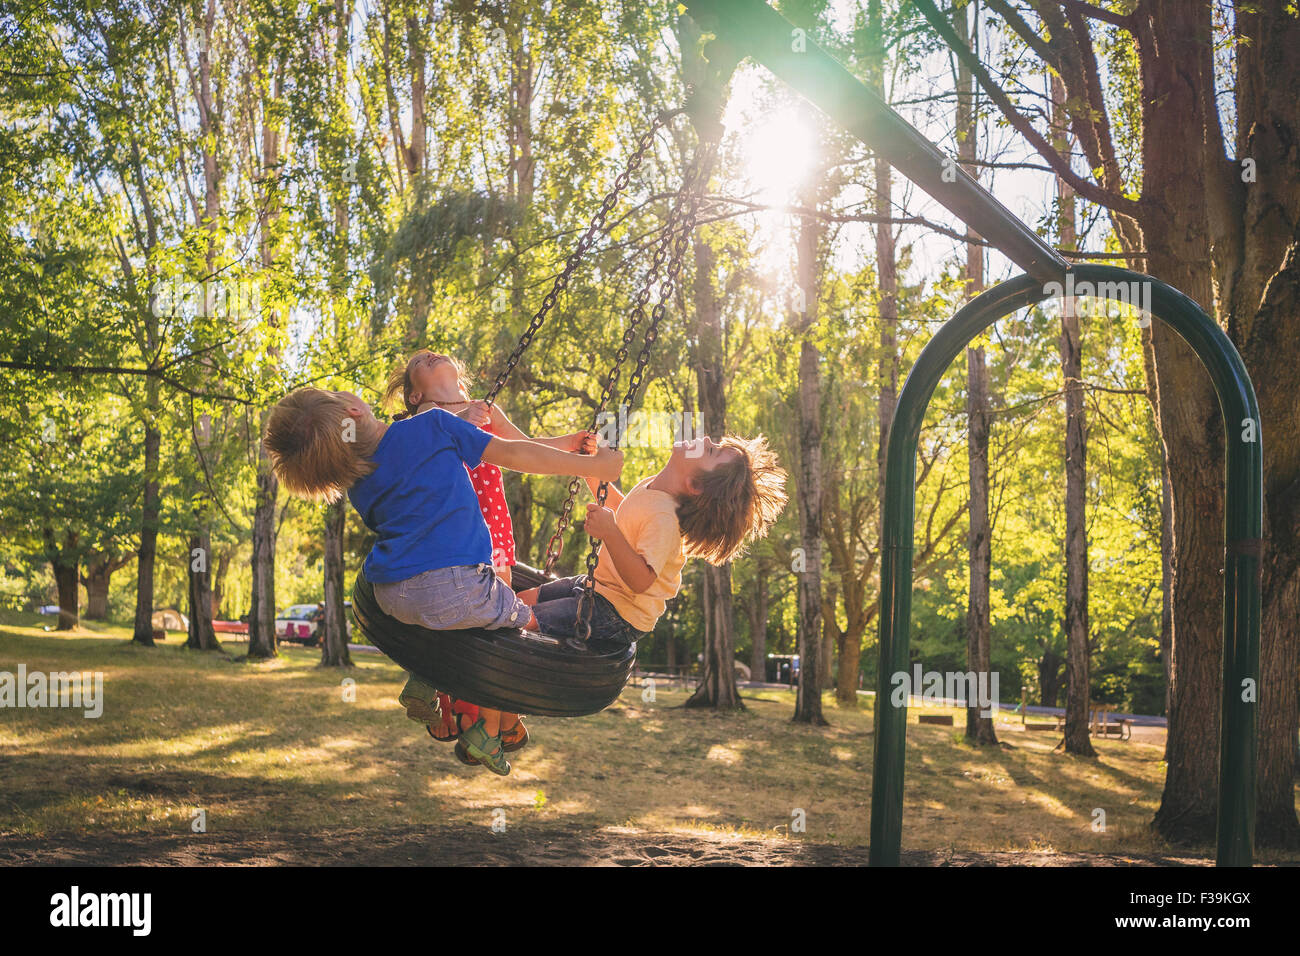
263, 387, 622, 773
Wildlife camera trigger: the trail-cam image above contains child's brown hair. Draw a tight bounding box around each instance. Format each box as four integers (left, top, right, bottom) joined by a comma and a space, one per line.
263, 388, 379, 503
676, 434, 788, 566
382, 350, 470, 420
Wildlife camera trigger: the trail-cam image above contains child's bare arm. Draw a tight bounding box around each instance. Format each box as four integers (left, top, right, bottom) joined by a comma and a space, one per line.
585, 475, 625, 509
584, 503, 655, 593
488, 405, 594, 452
481, 437, 622, 483
485, 403, 527, 440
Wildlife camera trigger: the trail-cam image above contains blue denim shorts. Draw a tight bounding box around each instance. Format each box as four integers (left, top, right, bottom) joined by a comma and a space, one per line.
531, 574, 647, 646
374, 564, 531, 631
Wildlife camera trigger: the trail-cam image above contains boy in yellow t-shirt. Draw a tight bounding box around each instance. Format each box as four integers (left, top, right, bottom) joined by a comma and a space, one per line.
519, 434, 788, 643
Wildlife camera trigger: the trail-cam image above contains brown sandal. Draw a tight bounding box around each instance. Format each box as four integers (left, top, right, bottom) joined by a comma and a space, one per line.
499, 717, 529, 753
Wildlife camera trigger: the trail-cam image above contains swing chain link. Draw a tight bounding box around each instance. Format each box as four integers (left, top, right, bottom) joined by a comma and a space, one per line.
539, 141, 710, 577
482, 110, 679, 409
569, 138, 720, 641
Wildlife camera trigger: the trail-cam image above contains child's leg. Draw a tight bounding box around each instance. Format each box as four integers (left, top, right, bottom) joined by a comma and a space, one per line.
527, 575, 588, 639
531, 575, 640, 644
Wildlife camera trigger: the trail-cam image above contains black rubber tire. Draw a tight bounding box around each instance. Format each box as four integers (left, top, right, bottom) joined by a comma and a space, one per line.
351, 566, 635, 718
508, 562, 549, 592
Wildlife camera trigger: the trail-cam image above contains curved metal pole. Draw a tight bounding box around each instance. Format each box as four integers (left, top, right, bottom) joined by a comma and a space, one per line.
869, 265, 1263, 867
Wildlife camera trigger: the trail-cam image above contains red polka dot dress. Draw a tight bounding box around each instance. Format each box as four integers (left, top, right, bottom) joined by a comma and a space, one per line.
467, 424, 515, 569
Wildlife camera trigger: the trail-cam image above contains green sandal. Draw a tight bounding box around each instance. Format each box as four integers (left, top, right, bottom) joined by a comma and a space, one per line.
398, 675, 442, 726
459, 718, 511, 776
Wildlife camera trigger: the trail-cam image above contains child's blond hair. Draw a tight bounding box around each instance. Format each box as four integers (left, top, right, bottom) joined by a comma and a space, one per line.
263, 388, 379, 503
382, 350, 471, 420
676, 434, 788, 566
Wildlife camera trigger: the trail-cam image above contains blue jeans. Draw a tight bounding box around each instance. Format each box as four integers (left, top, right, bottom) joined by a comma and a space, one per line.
531, 574, 646, 646
374, 563, 530, 631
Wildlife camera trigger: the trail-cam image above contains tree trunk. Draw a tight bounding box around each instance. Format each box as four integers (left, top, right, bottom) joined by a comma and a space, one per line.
1227, 0, 1300, 849
187, 0, 221, 656
212, 548, 229, 619
862, 149, 897, 710
81, 551, 129, 621
45, 527, 80, 631
749, 561, 768, 681
666, 603, 678, 674
83, 567, 110, 620
321, 498, 352, 667
683, 142, 742, 710
247, 63, 283, 661
1053, 73, 1094, 758
248, 454, 279, 659
793, 337, 827, 726
1137, 1, 1230, 842
1159, 457, 1172, 748
819, 580, 837, 690
1060, 302, 1095, 757
964, 347, 997, 745
688, 564, 742, 708
185, 528, 220, 651
836, 619, 866, 702
403, 12, 430, 343
1039, 649, 1064, 707
131, 416, 160, 647
53, 561, 78, 630
958, 14, 996, 745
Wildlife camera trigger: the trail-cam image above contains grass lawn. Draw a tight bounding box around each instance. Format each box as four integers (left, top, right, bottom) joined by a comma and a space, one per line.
2, 616, 1295, 864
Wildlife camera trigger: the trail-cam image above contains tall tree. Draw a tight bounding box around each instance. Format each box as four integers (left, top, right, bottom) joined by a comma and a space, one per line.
924, 0, 1299, 848
748, 552, 770, 681
680, 13, 743, 711
791, 210, 828, 726
956, 0, 996, 745
181, 0, 221, 653
1052, 72, 1093, 756
860, 0, 900, 708
247, 35, 287, 661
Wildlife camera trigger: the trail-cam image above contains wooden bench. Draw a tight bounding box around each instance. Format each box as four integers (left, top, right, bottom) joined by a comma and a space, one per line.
917, 714, 954, 726
1050, 710, 1133, 739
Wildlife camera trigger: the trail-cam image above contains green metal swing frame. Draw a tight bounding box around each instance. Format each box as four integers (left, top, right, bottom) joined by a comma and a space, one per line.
681, 0, 1263, 867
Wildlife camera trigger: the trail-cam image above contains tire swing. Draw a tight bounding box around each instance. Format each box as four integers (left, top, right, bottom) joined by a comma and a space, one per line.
352, 113, 721, 718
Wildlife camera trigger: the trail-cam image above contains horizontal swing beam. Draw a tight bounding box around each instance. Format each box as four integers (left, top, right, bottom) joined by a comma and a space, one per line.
679, 0, 1070, 284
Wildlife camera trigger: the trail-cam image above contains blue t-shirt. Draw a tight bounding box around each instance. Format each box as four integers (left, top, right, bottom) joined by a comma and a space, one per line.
348, 408, 495, 583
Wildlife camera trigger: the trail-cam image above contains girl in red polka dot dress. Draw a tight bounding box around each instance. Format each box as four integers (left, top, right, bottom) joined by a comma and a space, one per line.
383, 350, 594, 766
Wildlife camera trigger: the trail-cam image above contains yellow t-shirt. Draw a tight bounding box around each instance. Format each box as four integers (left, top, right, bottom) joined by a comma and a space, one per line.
592, 477, 685, 633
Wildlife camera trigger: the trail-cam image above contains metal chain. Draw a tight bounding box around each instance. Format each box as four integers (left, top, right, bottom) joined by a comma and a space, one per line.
570, 139, 720, 641
482, 111, 678, 408
539, 149, 705, 575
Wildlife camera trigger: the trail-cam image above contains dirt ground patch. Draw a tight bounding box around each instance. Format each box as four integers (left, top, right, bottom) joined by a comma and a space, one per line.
0, 826, 1215, 867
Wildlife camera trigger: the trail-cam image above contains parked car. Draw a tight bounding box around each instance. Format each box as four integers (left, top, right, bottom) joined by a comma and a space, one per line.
36, 605, 60, 615
275, 604, 323, 646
